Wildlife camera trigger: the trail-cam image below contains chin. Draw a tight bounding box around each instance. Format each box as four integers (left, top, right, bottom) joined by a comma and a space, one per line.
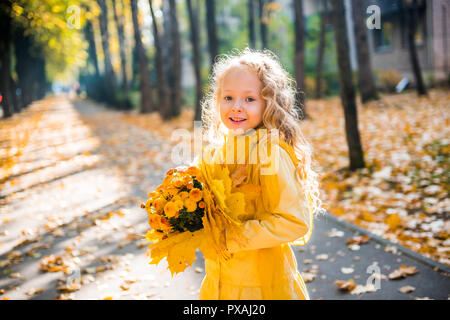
228, 123, 250, 132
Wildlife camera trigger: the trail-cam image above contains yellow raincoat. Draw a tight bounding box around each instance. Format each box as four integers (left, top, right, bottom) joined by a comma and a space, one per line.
199, 127, 314, 300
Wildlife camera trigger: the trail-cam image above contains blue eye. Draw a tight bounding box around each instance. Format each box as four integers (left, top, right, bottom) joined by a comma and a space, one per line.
246, 97, 255, 102
224, 96, 232, 101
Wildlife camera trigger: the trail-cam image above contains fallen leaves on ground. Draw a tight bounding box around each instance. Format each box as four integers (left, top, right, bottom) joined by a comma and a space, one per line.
335, 279, 357, 292
302, 90, 450, 266
39, 255, 72, 274
57, 280, 82, 293
335, 279, 377, 295
301, 271, 317, 283
398, 285, 416, 293
325, 228, 345, 238
0, 100, 49, 185
315, 254, 329, 261
340, 267, 354, 274
350, 283, 377, 295
346, 235, 371, 245
388, 265, 419, 280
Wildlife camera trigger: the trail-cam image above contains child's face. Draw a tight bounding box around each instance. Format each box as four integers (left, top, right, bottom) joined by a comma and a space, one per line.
218, 65, 266, 133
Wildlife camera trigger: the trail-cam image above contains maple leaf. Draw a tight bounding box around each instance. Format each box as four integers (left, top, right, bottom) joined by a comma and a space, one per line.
147, 229, 204, 276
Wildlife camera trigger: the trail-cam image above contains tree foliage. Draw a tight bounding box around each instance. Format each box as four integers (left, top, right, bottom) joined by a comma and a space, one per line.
11, 0, 89, 83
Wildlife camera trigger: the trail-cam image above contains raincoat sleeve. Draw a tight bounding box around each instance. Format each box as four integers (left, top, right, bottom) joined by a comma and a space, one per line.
225, 145, 312, 253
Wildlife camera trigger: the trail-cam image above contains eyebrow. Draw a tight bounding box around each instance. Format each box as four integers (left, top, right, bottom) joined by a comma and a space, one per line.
222, 89, 258, 94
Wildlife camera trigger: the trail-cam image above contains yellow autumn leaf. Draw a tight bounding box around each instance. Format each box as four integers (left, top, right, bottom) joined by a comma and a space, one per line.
147, 229, 205, 276
235, 184, 262, 200
330, 207, 345, 216
224, 193, 246, 221
360, 210, 376, 222
335, 279, 357, 292
385, 213, 401, 230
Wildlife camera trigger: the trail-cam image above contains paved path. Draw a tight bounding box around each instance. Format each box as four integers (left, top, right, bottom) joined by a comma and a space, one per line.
0, 97, 448, 300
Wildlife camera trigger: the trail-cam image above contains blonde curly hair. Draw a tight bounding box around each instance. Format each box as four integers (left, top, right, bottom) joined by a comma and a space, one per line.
201, 48, 324, 216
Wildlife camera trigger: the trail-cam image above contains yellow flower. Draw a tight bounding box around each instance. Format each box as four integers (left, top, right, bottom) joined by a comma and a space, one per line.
148, 214, 162, 230
184, 198, 197, 212
186, 166, 200, 176
198, 201, 206, 209
173, 178, 184, 188
153, 197, 166, 212
182, 175, 192, 185
173, 199, 184, 211
160, 217, 172, 232
166, 168, 176, 175
164, 201, 179, 218
179, 191, 189, 200
189, 188, 202, 202
166, 187, 179, 197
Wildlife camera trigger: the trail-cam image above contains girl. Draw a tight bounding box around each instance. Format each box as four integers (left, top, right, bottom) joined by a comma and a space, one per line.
198, 48, 323, 300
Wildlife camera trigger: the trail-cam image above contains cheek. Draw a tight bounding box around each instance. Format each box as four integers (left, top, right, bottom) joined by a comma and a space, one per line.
219, 104, 230, 120
249, 102, 265, 121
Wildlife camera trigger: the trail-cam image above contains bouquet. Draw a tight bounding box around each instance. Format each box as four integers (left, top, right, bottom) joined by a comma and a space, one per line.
143, 166, 206, 236
142, 163, 253, 275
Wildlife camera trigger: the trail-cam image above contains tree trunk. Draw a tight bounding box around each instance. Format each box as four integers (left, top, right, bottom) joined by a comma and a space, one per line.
35, 55, 47, 100
84, 17, 100, 79
294, 0, 308, 119
9, 74, 20, 113
97, 0, 118, 101
131, 48, 139, 90
315, 0, 327, 99
131, 0, 153, 113
258, 0, 268, 49
0, 0, 14, 118
149, 0, 169, 113
205, 0, 218, 67
248, 0, 256, 48
401, 0, 427, 96
166, 0, 182, 119
351, 0, 379, 103
186, 0, 203, 121
14, 28, 33, 109
161, 0, 172, 84
112, 0, 128, 93
331, 0, 365, 171
82, 8, 101, 101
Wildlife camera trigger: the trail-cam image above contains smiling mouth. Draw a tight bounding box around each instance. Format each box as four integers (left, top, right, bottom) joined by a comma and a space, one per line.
229, 117, 247, 123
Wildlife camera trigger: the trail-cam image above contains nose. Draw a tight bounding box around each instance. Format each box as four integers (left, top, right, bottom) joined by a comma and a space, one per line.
231, 99, 244, 112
